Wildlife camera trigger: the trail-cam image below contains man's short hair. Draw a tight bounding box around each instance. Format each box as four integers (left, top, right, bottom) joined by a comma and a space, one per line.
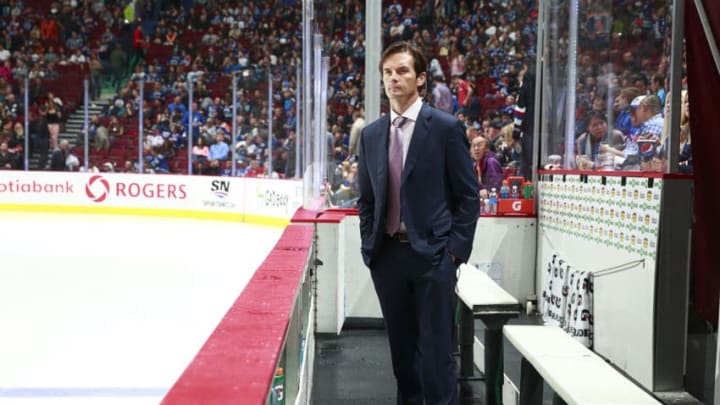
620, 87, 642, 103
586, 110, 608, 122
641, 95, 662, 114
378, 41, 427, 79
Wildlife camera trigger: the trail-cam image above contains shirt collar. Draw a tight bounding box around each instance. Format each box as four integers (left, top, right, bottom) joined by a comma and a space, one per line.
390, 97, 423, 124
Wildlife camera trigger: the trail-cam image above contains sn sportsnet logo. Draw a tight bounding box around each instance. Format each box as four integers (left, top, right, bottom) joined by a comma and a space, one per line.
84, 175, 187, 203
210, 180, 230, 198
204, 180, 235, 208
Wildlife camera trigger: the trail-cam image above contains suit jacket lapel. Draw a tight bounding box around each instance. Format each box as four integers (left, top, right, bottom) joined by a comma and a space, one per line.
402, 104, 431, 184
376, 115, 391, 200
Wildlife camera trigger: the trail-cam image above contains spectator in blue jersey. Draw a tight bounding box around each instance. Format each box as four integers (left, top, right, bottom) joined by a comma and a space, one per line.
208, 132, 229, 174
147, 146, 170, 174
613, 86, 641, 137
167, 95, 187, 117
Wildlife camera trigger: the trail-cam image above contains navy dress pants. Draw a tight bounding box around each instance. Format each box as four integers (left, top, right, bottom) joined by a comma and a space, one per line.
370, 237, 457, 405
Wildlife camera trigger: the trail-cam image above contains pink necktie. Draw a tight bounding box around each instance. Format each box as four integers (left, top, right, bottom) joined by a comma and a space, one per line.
386, 116, 407, 235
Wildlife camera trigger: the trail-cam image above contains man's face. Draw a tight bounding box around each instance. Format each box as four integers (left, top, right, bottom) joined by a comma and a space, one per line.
0, 142, 7, 153
588, 117, 607, 141
632, 102, 651, 126
634, 80, 646, 95
381, 52, 424, 104
466, 128, 479, 143
487, 127, 500, 141
614, 94, 627, 111
470, 137, 487, 161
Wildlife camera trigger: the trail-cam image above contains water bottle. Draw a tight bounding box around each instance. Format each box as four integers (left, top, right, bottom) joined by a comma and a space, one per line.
479, 198, 486, 215
500, 180, 510, 199
488, 188, 498, 215
510, 184, 520, 199
271, 368, 284, 405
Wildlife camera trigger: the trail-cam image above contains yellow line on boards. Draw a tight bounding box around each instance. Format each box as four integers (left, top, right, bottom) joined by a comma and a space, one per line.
0, 204, 290, 227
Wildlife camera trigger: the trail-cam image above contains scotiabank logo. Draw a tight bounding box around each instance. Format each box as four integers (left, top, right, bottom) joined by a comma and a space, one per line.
85, 175, 110, 202
84, 175, 188, 203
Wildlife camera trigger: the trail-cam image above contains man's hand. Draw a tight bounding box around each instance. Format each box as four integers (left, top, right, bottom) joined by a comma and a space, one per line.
448, 252, 463, 267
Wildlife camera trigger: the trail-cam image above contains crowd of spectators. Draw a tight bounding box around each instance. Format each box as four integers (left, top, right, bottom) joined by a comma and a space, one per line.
554, 0, 691, 172
0, 0, 690, 185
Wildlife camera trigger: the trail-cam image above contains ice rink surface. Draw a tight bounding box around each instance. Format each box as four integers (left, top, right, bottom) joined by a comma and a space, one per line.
0, 212, 283, 404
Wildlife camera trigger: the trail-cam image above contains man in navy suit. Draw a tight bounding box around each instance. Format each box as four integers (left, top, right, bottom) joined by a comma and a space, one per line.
357, 41, 480, 404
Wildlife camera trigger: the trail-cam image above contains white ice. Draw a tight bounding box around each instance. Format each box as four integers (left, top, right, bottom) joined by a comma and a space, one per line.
0, 212, 283, 404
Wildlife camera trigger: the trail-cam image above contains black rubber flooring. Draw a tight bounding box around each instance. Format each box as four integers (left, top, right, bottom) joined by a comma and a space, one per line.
312, 314, 555, 404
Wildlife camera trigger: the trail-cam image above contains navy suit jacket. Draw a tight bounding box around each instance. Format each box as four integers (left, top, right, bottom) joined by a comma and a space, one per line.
357, 104, 480, 268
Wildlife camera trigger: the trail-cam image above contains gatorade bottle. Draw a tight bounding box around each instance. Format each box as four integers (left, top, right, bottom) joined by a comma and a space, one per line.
510, 184, 520, 199
271, 368, 284, 405
523, 181, 534, 199
488, 188, 498, 215
500, 180, 510, 199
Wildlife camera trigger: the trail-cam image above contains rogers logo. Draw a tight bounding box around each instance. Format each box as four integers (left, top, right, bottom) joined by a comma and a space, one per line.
86, 175, 110, 203
85, 175, 187, 203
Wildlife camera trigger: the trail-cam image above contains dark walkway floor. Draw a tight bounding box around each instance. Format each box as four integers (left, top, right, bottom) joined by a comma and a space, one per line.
312, 313, 555, 405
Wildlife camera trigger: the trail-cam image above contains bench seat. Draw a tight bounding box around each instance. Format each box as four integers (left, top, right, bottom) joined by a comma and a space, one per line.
504, 325, 661, 405
456, 265, 520, 405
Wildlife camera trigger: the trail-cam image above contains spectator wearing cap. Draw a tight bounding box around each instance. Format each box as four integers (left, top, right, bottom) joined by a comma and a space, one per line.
631, 94, 663, 140
633, 94, 664, 161
431, 70, 453, 114
616, 94, 663, 161
615, 94, 646, 160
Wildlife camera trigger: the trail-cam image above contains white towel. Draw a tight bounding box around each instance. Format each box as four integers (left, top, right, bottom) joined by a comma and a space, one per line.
564, 269, 594, 348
